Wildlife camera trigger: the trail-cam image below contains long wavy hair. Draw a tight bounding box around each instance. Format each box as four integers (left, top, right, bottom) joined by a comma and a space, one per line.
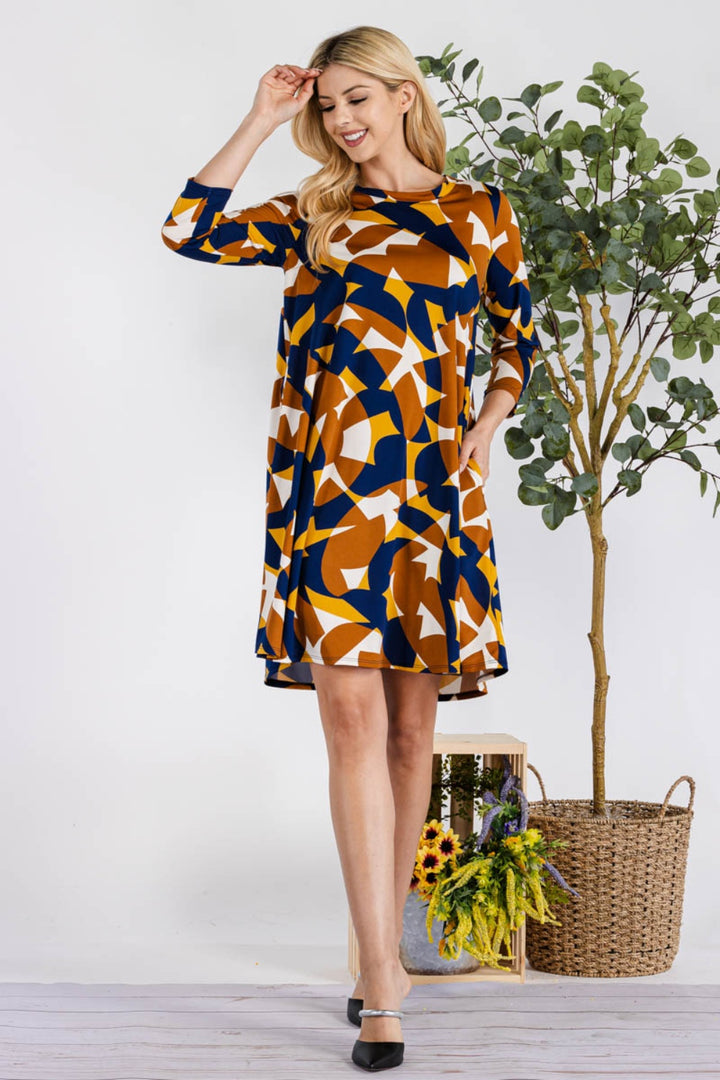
290, 25, 447, 274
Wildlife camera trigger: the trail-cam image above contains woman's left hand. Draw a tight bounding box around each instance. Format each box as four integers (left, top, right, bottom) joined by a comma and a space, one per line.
459, 424, 492, 482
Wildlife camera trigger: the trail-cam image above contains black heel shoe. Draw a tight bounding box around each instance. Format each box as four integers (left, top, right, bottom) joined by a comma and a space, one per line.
351, 1008, 404, 1071
347, 995, 363, 1026
347, 970, 363, 1026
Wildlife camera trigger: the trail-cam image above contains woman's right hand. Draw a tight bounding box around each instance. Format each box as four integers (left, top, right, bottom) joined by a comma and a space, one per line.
251, 63, 323, 129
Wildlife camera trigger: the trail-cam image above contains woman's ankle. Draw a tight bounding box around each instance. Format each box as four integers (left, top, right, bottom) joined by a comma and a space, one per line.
361, 960, 405, 987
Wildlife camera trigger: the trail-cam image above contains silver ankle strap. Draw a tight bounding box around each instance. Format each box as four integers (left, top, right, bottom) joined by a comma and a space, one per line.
358, 1008, 404, 1018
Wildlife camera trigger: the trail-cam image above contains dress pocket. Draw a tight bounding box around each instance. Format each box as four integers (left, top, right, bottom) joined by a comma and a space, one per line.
465, 455, 484, 484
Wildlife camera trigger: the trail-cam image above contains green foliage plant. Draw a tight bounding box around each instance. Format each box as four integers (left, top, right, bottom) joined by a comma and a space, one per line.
416, 49, 720, 813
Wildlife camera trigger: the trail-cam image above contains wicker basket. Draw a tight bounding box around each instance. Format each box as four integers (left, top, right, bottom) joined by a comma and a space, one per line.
525, 763, 695, 977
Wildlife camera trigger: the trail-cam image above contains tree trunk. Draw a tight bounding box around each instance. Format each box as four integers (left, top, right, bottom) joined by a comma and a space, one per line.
587, 509, 610, 815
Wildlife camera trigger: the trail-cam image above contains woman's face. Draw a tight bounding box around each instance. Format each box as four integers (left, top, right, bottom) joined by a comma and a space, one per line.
314, 63, 414, 164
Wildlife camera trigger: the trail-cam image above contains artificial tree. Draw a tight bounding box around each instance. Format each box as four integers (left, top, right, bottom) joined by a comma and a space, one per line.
416, 52, 720, 815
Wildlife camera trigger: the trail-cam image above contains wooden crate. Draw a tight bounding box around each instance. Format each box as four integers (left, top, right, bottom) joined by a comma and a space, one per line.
348, 731, 527, 984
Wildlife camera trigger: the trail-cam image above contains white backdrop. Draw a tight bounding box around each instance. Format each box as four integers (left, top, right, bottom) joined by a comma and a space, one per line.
2, 0, 719, 981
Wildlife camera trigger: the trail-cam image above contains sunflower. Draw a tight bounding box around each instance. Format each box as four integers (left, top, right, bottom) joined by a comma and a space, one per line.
436, 828, 462, 860
421, 819, 443, 845
417, 846, 442, 874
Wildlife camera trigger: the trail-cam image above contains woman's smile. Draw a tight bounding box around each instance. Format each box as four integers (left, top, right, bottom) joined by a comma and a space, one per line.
341, 128, 368, 147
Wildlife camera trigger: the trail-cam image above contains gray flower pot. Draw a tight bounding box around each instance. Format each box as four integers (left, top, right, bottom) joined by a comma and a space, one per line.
399, 888, 481, 974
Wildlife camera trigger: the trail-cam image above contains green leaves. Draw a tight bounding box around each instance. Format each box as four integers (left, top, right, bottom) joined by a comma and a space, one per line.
647, 167, 684, 194
538, 420, 570, 460
686, 156, 711, 177
618, 469, 642, 494
560, 120, 584, 151
577, 85, 604, 110
694, 189, 718, 216
602, 196, 640, 226
544, 109, 563, 133
633, 136, 660, 171
627, 402, 646, 431
650, 356, 671, 382
672, 137, 698, 159
470, 160, 495, 182
418, 43, 720, 526
517, 459, 553, 505
517, 83, 543, 109
505, 426, 535, 459
462, 57, 480, 83
445, 144, 472, 174
672, 335, 696, 360
542, 487, 577, 528
499, 125, 525, 143
572, 267, 600, 293
580, 129, 607, 155
479, 96, 502, 122
571, 472, 599, 497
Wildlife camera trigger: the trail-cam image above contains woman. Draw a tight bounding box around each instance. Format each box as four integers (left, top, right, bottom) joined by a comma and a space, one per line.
162, 24, 539, 1072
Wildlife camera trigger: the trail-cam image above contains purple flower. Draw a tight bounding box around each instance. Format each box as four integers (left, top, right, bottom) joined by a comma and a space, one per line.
477, 803, 503, 846
514, 786, 529, 832
543, 858, 581, 898
501, 770, 519, 801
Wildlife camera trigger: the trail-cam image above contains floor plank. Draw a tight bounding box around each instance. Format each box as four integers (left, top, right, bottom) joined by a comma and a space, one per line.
0, 982, 718, 1079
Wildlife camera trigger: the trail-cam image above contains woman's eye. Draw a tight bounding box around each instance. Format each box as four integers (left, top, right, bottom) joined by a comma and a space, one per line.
320, 98, 367, 113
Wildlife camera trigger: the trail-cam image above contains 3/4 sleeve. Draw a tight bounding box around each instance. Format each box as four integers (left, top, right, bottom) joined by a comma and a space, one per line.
480, 186, 540, 418
160, 176, 302, 269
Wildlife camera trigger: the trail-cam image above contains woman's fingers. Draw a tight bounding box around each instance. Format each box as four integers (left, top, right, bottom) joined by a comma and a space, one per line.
254, 63, 322, 124
272, 63, 322, 82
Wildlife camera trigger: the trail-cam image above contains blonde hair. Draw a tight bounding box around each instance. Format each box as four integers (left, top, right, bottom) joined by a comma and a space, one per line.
290, 25, 447, 273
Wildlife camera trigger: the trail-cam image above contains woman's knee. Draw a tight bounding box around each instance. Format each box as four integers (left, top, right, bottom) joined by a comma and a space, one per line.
310, 662, 387, 747
387, 716, 436, 763
383, 670, 441, 739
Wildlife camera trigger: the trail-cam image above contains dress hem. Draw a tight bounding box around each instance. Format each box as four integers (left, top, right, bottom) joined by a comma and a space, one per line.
255, 649, 507, 683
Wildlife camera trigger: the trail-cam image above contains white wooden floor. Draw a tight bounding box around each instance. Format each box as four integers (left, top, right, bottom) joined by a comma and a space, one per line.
0, 981, 718, 1079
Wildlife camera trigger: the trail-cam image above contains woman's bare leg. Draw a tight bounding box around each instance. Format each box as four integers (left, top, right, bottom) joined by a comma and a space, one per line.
310, 661, 411, 1044
351, 668, 442, 1000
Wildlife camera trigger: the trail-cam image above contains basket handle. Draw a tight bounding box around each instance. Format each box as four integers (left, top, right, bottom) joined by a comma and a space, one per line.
660, 775, 695, 818
526, 763, 548, 803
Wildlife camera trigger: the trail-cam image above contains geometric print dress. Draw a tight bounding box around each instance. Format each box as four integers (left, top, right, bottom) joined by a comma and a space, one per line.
161, 172, 540, 701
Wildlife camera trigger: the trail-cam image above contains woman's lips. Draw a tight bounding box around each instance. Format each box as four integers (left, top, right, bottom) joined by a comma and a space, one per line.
342, 129, 367, 147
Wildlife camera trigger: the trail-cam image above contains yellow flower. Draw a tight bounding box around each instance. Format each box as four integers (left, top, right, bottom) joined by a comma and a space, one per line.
421, 819, 444, 845
506, 866, 517, 925
417, 846, 442, 874
436, 828, 462, 860
420, 867, 439, 889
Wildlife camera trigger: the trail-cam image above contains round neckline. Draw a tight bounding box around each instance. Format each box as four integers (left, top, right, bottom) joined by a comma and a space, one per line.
353, 174, 454, 201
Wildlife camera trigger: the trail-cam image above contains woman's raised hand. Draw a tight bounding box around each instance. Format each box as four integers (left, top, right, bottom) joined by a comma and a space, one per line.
251, 63, 323, 128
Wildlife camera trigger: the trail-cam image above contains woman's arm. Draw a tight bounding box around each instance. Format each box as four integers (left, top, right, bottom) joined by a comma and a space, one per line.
460, 187, 540, 477
160, 174, 301, 269
477, 187, 540, 422
160, 64, 321, 268
192, 109, 278, 191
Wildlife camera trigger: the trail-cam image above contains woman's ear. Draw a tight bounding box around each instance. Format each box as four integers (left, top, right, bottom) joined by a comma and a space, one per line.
400, 80, 417, 114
